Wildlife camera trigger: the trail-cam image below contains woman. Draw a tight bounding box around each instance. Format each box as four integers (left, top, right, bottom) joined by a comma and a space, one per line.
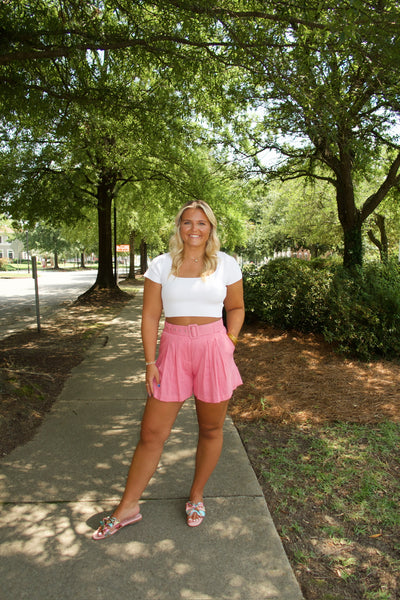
93, 200, 244, 539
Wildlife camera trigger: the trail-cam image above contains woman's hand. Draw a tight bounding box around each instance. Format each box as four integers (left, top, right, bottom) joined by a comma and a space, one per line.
224, 279, 245, 340
145, 363, 160, 397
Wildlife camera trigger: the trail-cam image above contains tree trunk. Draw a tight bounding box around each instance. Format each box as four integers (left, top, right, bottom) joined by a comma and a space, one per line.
335, 160, 363, 269
367, 213, 388, 263
342, 225, 363, 269
128, 230, 136, 279
54, 250, 59, 269
332, 149, 400, 269
78, 168, 124, 301
140, 239, 148, 274
80, 252, 85, 268
93, 171, 117, 289
377, 213, 388, 263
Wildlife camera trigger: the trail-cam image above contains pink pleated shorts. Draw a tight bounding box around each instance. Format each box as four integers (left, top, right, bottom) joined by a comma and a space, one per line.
152, 319, 243, 403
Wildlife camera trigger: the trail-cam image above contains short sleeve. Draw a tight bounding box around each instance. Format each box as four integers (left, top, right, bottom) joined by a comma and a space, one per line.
144, 254, 165, 284
223, 254, 242, 285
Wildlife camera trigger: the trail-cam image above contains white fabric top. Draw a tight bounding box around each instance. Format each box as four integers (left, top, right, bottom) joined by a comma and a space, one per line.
144, 251, 242, 317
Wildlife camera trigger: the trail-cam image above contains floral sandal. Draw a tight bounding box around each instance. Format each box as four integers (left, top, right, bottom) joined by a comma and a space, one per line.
185, 501, 206, 528
92, 513, 142, 540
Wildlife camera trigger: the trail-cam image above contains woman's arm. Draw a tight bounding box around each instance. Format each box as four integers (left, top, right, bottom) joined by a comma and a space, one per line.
224, 279, 245, 342
141, 278, 163, 393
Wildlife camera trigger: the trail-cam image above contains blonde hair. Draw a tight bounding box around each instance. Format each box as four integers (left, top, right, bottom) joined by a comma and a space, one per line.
169, 200, 220, 278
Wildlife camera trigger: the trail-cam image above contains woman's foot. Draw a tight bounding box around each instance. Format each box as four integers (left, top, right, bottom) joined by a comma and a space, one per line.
186, 501, 206, 527
112, 501, 141, 524
92, 512, 142, 540
92, 502, 142, 540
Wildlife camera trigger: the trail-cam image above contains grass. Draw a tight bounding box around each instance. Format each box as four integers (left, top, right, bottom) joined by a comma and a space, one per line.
248, 421, 400, 600
0, 262, 99, 274
261, 422, 399, 528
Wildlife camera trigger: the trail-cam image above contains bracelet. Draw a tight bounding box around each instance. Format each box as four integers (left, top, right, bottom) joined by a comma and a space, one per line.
145, 361, 156, 366
227, 332, 238, 346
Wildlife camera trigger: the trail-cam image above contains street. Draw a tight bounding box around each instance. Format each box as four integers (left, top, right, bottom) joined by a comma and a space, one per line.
0, 269, 98, 339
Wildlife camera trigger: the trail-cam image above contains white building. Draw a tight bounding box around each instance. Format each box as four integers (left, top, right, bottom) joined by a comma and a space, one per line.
0, 225, 26, 261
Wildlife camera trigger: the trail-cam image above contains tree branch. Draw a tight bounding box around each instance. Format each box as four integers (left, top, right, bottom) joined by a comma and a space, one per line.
361, 152, 400, 221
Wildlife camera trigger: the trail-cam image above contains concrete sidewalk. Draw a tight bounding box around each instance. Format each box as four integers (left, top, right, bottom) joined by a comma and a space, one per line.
0, 289, 303, 600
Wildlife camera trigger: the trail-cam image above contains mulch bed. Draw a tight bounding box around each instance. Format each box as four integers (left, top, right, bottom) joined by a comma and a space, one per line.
230, 323, 400, 425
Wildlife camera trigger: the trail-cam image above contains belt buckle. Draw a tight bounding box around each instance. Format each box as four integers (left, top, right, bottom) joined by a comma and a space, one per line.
188, 324, 199, 337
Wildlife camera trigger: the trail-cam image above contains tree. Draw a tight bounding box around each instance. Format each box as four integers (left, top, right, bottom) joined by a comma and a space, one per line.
0, 44, 221, 294
243, 178, 342, 261
366, 188, 400, 262
16, 223, 73, 268
7, 2, 399, 273
60, 208, 98, 268
1, 2, 248, 296
367, 213, 389, 263
116, 144, 250, 259
215, 2, 400, 267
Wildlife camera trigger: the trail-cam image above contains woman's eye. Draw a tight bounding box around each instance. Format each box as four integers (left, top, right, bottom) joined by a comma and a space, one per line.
181, 220, 208, 226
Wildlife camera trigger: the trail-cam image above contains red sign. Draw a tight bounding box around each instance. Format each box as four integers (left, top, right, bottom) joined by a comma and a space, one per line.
116, 244, 130, 252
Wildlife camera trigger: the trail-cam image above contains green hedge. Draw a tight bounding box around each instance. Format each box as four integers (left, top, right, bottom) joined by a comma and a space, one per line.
243, 258, 400, 360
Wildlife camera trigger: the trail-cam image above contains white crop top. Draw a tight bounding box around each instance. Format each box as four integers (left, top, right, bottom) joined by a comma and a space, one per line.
144, 251, 242, 317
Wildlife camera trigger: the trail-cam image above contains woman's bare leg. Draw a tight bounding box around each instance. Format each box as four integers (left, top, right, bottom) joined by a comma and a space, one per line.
188, 398, 229, 524
112, 397, 182, 521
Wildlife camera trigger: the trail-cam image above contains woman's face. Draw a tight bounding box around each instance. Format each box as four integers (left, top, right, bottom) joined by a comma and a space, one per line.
179, 207, 211, 251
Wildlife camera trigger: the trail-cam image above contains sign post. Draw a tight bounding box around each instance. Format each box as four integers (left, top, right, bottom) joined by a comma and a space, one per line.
31, 256, 41, 333
116, 245, 130, 276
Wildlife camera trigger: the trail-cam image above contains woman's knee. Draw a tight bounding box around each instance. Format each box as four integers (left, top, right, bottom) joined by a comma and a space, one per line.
198, 421, 224, 440
139, 397, 181, 447
140, 422, 171, 446
196, 399, 228, 440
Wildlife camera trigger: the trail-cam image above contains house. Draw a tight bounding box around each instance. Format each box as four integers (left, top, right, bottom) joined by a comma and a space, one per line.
0, 225, 26, 261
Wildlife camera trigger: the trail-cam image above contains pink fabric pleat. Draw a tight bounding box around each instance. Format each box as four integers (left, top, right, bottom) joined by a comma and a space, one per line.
152, 320, 242, 403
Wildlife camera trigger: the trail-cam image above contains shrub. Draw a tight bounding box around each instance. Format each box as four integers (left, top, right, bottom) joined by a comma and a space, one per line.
0, 258, 9, 271
323, 261, 400, 359
243, 258, 400, 360
243, 258, 333, 331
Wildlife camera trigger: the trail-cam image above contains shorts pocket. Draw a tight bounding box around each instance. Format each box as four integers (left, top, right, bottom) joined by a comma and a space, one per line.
223, 333, 236, 353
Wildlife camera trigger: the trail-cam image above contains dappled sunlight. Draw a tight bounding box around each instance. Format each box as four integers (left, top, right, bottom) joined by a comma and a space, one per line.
0, 400, 144, 503
1, 498, 297, 600
180, 590, 214, 600
233, 322, 400, 424
95, 462, 114, 470
161, 447, 196, 464
109, 540, 149, 559
210, 516, 252, 539
173, 562, 192, 576
1, 400, 241, 505
0, 504, 88, 565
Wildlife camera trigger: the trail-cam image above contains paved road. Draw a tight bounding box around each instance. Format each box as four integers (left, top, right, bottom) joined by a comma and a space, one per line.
0, 269, 98, 339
